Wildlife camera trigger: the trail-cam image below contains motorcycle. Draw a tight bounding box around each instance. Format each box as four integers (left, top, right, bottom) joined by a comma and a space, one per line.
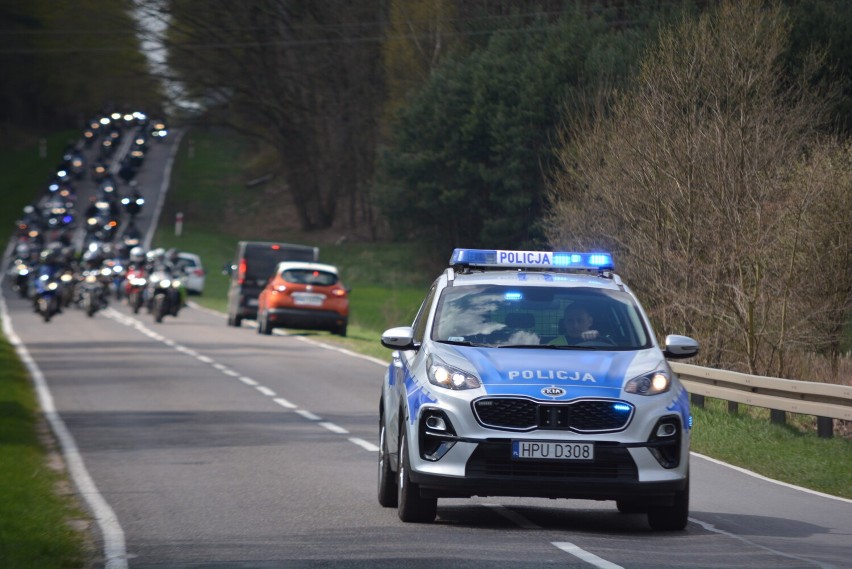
9, 259, 32, 298
147, 269, 183, 323
124, 266, 148, 314
34, 273, 63, 322
77, 272, 107, 317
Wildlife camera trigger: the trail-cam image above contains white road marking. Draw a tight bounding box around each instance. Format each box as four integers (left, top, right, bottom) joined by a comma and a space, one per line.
196, 355, 213, 364
212, 363, 227, 371
552, 542, 625, 569
221, 369, 239, 377
296, 409, 321, 421
319, 422, 349, 434
1, 296, 129, 569
273, 397, 297, 409
255, 386, 276, 397
349, 438, 379, 452
238, 376, 259, 386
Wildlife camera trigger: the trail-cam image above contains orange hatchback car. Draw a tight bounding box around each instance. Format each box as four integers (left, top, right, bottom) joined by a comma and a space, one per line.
256, 261, 350, 336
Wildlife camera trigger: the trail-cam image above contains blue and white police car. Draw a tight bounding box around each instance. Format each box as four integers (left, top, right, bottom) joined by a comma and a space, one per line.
378, 249, 699, 529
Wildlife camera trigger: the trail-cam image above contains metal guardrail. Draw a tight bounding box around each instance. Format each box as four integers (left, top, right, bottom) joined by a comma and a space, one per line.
670, 362, 852, 438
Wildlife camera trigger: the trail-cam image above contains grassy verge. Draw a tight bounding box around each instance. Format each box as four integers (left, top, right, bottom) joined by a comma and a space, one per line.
0, 334, 91, 568
1, 132, 92, 568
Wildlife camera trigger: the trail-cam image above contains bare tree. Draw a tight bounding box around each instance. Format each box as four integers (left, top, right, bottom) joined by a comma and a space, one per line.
136, 0, 385, 233
546, 1, 851, 381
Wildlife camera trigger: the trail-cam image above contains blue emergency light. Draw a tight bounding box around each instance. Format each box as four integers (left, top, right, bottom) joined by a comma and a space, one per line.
449, 249, 614, 271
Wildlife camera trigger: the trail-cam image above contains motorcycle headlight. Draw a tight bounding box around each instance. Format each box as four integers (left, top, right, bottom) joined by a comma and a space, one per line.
85, 275, 98, 283
172, 280, 182, 288
625, 370, 671, 396
47, 282, 58, 291
427, 355, 481, 391
159, 279, 172, 288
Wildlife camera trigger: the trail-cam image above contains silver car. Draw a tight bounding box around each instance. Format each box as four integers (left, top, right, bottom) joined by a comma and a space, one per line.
378, 249, 699, 529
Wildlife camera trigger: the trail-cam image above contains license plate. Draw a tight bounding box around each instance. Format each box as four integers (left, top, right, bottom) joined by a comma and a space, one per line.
292, 292, 324, 306
512, 440, 594, 461
247, 298, 259, 307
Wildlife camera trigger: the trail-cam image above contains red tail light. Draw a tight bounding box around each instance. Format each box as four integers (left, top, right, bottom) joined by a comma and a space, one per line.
193, 269, 205, 277
237, 258, 247, 284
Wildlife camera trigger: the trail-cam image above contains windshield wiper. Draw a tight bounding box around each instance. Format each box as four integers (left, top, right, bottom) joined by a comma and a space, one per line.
436, 339, 489, 347
497, 344, 597, 350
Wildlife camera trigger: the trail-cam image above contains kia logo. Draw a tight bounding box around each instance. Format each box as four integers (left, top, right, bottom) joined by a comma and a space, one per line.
541, 386, 565, 398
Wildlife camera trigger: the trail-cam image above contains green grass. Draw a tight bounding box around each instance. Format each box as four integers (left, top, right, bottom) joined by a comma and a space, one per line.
0, 335, 90, 568
0, 132, 92, 569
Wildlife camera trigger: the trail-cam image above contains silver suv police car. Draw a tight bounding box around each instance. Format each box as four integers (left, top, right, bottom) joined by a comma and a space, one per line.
378, 249, 698, 530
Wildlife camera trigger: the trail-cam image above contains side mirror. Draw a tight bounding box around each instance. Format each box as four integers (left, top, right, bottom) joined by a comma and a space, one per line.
663, 334, 699, 359
381, 326, 415, 350
222, 263, 235, 276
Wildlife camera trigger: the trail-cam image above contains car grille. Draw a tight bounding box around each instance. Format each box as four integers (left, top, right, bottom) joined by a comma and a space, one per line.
466, 441, 637, 481
473, 398, 633, 433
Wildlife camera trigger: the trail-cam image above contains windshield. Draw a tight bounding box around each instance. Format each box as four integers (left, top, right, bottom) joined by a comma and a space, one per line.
432, 284, 651, 350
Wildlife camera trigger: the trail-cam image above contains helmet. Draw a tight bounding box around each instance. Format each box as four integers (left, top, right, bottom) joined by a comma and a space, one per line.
130, 246, 145, 263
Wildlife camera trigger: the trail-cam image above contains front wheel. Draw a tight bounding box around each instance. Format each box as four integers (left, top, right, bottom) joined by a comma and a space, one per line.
397, 431, 437, 523
647, 476, 689, 531
378, 422, 397, 507
153, 295, 167, 323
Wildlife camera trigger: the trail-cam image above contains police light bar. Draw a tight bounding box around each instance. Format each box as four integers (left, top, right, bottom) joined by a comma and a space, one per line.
449, 249, 614, 270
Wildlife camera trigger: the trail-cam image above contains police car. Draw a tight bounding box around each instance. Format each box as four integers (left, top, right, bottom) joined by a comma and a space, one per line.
378, 249, 699, 530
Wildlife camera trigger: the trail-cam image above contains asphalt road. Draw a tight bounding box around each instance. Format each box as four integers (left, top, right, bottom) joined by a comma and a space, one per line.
2, 291, 850, 569
3, 125, 850, 569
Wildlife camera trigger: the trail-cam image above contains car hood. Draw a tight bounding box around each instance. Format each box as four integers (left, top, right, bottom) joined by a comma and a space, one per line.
432, 343, 664, 400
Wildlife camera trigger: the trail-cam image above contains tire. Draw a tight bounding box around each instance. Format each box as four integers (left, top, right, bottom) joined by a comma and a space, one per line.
153, 296, 166, 323
85, 295, 96, 317
377, 421, 398, 507
397, 431, 437, 523
647, 476, 689, 531
259, 311, 272, 335
333, 321, 348, 337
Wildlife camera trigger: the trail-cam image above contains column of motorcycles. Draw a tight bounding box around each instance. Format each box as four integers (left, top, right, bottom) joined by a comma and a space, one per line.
9, 244, 186, 324
4, 108, 179, 323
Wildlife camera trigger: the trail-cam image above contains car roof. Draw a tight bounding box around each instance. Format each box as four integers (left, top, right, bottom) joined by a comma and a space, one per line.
275, 261, 339, 275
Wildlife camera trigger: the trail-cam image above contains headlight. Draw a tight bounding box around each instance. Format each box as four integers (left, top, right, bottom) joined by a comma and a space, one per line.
159, 279, 172, 288
172, 280, 182, 288
625, 370, 671, 395
427, 355, 481, 390
47, 282, 58, 291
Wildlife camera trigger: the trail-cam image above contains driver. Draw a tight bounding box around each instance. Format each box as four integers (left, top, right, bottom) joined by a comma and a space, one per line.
549, 305, 599, 345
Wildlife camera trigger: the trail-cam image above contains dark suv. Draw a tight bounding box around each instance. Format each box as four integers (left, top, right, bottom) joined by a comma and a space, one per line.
226, 241, 319, 327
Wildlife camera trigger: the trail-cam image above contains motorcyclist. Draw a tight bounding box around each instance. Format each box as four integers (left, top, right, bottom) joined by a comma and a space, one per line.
33, 244, 67, 314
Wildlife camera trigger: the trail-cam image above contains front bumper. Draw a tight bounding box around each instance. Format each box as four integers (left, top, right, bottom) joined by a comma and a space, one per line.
410, 437, 687, 501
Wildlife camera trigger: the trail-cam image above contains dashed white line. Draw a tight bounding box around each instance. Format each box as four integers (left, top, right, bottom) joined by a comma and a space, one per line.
319, 422, 349, 434
349, 438, 379, 452
196, 355, 213, 364
255, 386, 276, 397
552, 542, 625, 569
212, 363, 228, 371
296, 409, 321, 421
221, 369, 239, 377
273, 397, 297, 409
238, 376, 259, 386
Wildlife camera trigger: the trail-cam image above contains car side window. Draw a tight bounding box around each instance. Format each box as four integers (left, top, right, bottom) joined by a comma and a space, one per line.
412, 283, 438, 345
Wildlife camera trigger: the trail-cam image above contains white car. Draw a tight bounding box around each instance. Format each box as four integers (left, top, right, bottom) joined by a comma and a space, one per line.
177, 252, 205, 295
378, 248, 699, 529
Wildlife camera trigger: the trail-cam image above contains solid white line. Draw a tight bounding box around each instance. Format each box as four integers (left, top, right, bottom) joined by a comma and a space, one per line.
319, 422, 349, 434
296, 409, 321, 421
691, 452, 852, 504
293, 334, 388, 367
0, 296, 128, 569
552, 542, 625, 569
255, 386, 276, 397
273, 397, 297, 409
349, 438, 379, 452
